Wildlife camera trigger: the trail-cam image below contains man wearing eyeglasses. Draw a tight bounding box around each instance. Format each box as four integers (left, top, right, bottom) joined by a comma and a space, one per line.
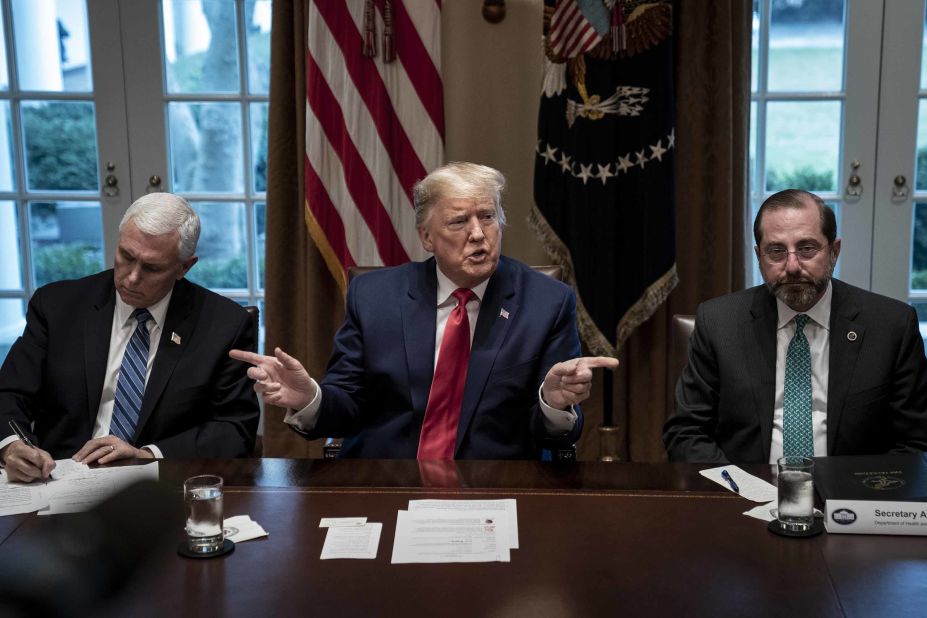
232, 162, 618, 459
663, 189, 927, 464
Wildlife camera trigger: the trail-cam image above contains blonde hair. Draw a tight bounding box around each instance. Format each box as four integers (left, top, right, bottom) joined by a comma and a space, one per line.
412, 162, 507, 227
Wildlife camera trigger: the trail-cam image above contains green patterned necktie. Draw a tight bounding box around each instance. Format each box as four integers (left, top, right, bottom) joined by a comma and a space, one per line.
783, 314, 813, 458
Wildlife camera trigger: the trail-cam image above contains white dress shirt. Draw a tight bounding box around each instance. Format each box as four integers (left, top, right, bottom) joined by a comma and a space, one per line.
286, 266, 577, 435
768, 281, 832, 463
0, 291, 171, 458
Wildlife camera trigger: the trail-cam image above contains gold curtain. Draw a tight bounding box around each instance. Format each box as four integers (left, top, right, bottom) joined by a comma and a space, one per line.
604, 0, 752, 462
263, 1, 340, 457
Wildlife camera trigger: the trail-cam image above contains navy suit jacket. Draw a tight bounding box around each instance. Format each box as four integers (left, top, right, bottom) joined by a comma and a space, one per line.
663, 279, 927, 463
0, 271, 259, 459
297, 256, 583, 459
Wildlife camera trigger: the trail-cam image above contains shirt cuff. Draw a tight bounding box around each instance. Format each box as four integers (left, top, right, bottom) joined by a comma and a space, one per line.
284, 378, 323, 432
537, 384, 577, 435
0, 435, 20, 466
142, 444, 164, 459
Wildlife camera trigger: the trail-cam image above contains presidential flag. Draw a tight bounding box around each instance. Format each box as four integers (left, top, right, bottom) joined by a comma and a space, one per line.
305, 0, 443, 291
531, 0, 676, 357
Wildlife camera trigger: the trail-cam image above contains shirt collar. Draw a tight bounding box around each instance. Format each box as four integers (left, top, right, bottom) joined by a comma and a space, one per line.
776, 280, 832, 331
114, 288, 173, 331
435, 266, 490, 307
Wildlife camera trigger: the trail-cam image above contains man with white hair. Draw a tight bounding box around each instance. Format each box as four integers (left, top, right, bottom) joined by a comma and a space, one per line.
0, 193, 259, 482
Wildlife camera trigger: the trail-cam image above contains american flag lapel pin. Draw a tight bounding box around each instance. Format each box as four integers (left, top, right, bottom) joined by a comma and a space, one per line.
171, 332, 182, 345
499, 308, 509, 320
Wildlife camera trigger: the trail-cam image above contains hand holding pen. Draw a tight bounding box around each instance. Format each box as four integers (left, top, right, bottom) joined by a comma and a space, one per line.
3, 420, 55, 483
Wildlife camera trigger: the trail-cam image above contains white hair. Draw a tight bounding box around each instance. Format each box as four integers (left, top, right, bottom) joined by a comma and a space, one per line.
119, 193, 200, 261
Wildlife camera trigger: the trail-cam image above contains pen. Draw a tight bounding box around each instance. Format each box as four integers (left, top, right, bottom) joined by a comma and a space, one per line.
721, 469, 739, 493
8, 419, 36, 448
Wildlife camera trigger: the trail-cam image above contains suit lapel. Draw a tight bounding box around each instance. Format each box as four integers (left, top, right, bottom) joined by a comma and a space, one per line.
826, 280, 863, 455
402, 260, 438, 418
135, 279, 198, 438
747, 287, 778, 462
84, 275, 116, 426
456, 258, 517, 454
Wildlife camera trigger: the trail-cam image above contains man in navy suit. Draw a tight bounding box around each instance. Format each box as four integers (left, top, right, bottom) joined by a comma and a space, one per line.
0, 193, 258, 481
664, 189, 927, 463
232, 162, 617, 459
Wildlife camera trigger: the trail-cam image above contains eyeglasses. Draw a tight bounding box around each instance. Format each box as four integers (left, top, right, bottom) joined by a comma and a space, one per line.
762, 245, 824, 264
445, 212, 499, 232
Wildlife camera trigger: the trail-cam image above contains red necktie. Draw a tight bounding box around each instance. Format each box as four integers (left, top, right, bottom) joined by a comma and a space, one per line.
418, 288, 475, 460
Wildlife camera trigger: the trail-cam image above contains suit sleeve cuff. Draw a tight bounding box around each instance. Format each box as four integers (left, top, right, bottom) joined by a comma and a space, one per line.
284, 378, 323, 432
142, 444, 164, 459
538, 384, 577, 435
0, 435, 20, 466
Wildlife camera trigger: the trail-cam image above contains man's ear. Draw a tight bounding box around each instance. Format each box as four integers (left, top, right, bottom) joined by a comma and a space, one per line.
417, 226, 433, 253
178, 256, 198, 279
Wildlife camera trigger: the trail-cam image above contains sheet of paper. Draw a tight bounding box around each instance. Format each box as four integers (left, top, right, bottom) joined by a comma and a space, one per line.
319, 517, 367, 528
0, 471, 49, 516
224, 514, 268, 543
408, 498, 519, 549
320, 523, 382, 559
49, 459, 91, 481
744, 500, 777, 522
391, 510, 510, 564
700, 465, 777, 503
38, 462, 159, 516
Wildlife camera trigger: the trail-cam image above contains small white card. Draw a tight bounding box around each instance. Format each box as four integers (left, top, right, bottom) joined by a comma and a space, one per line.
320, 523, 382, 559
224, 515, 268, 543
49, 459, 92, 481
700, 465, 778, 503
319, 517, 367, 528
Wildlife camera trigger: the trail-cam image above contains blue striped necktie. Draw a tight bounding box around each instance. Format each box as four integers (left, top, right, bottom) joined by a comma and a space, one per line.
111, 308, 153, 443
783, 314, 814, 458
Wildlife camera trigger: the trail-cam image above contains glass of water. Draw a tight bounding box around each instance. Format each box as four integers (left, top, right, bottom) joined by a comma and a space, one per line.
777, 457, 815, 532
184, 475, 224, 554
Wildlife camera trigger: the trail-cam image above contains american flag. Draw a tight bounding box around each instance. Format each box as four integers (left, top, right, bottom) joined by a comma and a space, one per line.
305, 1, 443, 290
547, 0, 610, 59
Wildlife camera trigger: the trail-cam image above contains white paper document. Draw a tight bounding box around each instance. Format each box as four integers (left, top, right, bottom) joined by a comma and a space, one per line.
37, 462, 160, 516
0, 471, 49, 516
319, 517, 367, 528
224, 514, 268, 543
408, 498, 519, 549
700, 466, 777, 503
744, 500, 778, 522
48, 459, 92, 481
320, 523, 382, 559
391, 510, 510, 564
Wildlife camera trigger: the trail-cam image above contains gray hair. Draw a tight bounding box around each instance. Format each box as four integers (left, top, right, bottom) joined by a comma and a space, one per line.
412, 162, 507, 227
119, 193, 200, 261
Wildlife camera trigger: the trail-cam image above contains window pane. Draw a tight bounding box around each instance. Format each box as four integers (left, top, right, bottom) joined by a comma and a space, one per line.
0, 8, 9, 90
29, 201, 103, 287
246, 0, 271, 94
752, 0, 760, 93
911, 202, 927, 291
186, 202, 247, 289
169, 102, 243, 193
916, 100, 927, 191
0, 298, 25, 365
0, 201, 21, 289
750, 101, 757, 193
12, 0, 92, 92
22, 101, 98, 191
250, 102, 268, 193
0, 101, 16, 191
255, 202, 265, 289
163, 0, 241, 94
765, 100, 840, 193
768, 0, 845, 92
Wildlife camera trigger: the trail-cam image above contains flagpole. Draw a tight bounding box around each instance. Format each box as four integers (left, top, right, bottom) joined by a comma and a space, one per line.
599, 371, 620, 461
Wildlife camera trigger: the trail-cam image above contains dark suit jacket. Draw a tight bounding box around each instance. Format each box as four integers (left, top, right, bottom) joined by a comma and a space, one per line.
295, 256, 583, 459
663, 279, 927, 464
0, 271, 259, 459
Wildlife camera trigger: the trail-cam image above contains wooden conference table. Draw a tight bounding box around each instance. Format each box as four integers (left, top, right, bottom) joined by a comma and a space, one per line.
2, 458, 926, 617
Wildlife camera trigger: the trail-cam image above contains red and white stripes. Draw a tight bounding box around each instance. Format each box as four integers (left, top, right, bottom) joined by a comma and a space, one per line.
548, 0, 605, 59
305, 0, 443, 289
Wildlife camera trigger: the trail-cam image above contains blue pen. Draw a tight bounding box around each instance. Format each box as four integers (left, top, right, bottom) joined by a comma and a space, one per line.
721, 469, 739, 493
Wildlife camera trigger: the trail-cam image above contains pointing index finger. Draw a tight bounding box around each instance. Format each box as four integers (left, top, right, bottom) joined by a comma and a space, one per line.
229, 349, 268, 366
579, 356, 620, 371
